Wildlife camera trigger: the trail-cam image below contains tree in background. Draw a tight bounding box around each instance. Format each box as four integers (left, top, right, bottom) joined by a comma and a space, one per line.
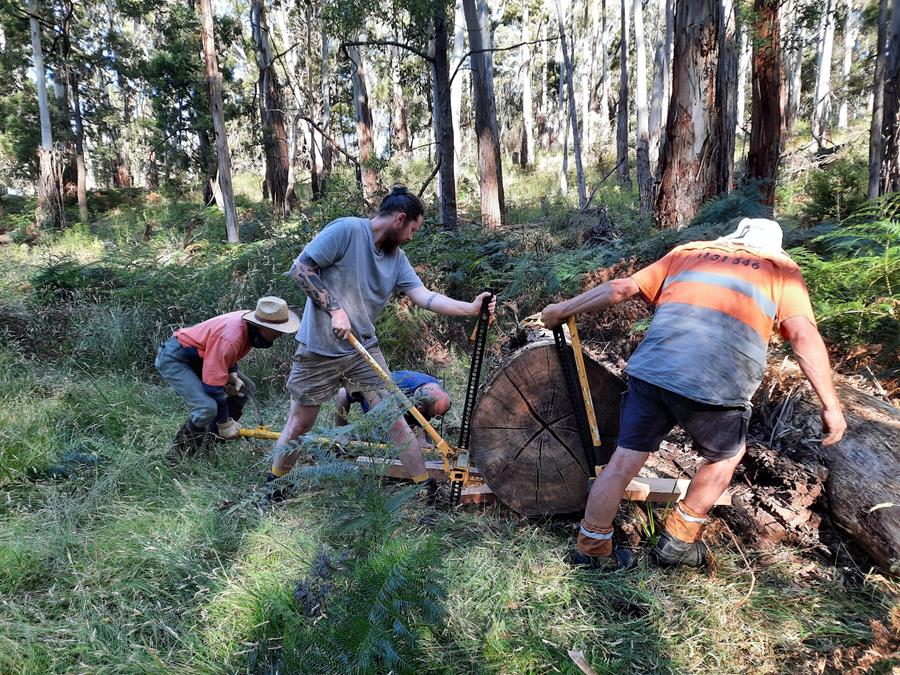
27, 0, 65, 229
250, 0, 295, 217
655, 0, 734, 229
878, 0, 900, 193
198, 0, 239, 243
747, 0, 783, 208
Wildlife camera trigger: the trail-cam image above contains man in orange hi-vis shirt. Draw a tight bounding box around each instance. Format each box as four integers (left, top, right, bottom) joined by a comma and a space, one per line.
156, 297, 300, 457
541, 219, 847, 570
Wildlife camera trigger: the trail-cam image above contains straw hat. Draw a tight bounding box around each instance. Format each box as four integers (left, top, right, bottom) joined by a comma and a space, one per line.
242, 296, 300, 333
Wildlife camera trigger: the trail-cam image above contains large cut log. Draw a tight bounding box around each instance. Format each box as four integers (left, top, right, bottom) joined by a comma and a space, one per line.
755, 361, 900, 570
470, 338, 625, 516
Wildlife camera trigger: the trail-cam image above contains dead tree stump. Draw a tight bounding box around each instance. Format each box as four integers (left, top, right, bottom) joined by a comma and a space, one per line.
470, 338, 624, 516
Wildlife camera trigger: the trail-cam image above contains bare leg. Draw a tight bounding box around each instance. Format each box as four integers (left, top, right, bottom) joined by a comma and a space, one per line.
369, 391, 428, 481
271, 400, 320, 474
681, 446, 746, 516
583, 447, 651, 527
334, 388, 351, 426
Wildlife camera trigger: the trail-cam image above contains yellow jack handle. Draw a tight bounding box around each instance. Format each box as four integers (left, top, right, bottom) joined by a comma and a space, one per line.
566, 317, 603, 474
347, 334, 463, 480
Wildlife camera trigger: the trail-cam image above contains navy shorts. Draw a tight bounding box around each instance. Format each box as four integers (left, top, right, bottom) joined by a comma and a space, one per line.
617, 377, 750, 461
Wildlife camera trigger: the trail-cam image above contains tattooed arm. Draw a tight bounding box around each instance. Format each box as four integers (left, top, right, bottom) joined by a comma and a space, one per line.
290, 252, 353, 339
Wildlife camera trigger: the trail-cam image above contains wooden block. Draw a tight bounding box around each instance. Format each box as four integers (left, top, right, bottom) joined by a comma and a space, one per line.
460, 483, 496, 505
623, 476, 732, 506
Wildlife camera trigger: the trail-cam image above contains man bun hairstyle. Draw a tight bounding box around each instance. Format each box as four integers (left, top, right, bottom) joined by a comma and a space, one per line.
378, 185, 424, 221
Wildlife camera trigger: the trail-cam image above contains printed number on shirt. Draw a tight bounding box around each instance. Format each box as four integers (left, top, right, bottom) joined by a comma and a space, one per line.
697, 252, 761, 269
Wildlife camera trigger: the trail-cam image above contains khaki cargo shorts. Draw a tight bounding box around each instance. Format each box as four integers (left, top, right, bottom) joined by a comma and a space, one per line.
286, 343, 390, 406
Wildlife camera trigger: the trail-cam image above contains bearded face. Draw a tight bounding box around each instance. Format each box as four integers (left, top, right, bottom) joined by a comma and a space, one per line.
379, 226, 404, 254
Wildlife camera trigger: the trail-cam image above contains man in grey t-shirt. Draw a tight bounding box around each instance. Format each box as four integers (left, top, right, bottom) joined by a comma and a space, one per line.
263, 187, 495, 504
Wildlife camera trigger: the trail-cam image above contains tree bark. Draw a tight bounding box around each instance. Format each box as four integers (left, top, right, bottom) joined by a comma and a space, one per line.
616, 0, 632, 189
598, 0, 612, 148
811, 0, 836, 149
321, 34, 333, 182
198, 0, 240, 243
735, 19, 751, 135
28, 0, 65, 230
747, 0, 783, 208
837, 0, 856, 129
868, 0, 889, 198
557, 1, 587, 208
879, 0, 900, 193
251, 0, 294, 217
783, 0, 804, 135
648, 0, 674, 170
432, 3, 459, 230
470, 339, 625, 516
69, 69, 89, 223
391, 44, 412, 156
304, 5, 321, 200
463, 0, 505, 227
714, 0, 738, 194
655, 0, 725, 229
634, 0, 652, 216
451, 0, 466, 165
519, 0, 535, 168
347, 41, 378, 206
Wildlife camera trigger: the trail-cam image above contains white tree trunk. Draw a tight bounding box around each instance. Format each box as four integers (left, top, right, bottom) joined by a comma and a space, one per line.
520, 0, 535, 167
347, 40, 378, 205
648, 0, 673, 169
783, 0, 804, 135
736, 19, 751, 134
29, 0, 52, 150
598, 0, 612, 147
557, 1, 587, 207
634, 0, 652, 214
812, 0, 836, 147
616, 0, 631, 188
837, 0, 856, 129
451, 0, 465, 165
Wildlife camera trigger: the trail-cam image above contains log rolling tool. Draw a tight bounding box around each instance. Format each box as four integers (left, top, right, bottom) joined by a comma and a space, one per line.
348, 291, 494, 506
552, 316, 604, 475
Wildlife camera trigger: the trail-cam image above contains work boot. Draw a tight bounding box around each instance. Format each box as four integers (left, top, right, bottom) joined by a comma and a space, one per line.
569, 547, 636, 571
649, 531, 709, 568
254, 472, 294, 510
169, 419, 209, 461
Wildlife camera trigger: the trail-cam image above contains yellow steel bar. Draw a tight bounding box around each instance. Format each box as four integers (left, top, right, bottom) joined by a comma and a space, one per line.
238, 426, 392, 451
566, 317, 601, 448
239, 426, 280, 440
347, 334, 456, 472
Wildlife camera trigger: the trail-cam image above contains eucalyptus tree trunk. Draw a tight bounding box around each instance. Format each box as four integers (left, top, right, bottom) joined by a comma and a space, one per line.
648, 0, 674, 169
585, 0, 601, 150
391, 43, 411, 155
347, 41, 378, 206
304, 5, 321, 199
747, 0, 782, 207
616, 0, 631, 189
199, 0, 239, 242
812, 0, 837, 149
463, 0, 505, 227
598, 0, 611, 147
451, 0, 465, 163
736, 20, 751, 134
61, 15, 89, 222
880, 0, 900, 193
520, 0, 535, 167
105, 0, 133, 188
28, 0, 65, 229
714, 0, 739, 194
837, 0, 856, 129
634, 0, 652, 215
251, 0, 294, 216
321, 35, 333, 181
868, 0, 889, 198
783, 0, 804, 135
655, 0, 727, 229
432, 2, 458, 229
557, 1, 587, 207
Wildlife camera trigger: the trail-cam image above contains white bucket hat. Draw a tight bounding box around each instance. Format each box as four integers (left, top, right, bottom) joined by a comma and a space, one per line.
242, 296, 300, 333
715, 217, 785, 254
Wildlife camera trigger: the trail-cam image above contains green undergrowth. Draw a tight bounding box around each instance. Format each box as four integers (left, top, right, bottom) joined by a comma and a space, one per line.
1, 344, 897, 673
